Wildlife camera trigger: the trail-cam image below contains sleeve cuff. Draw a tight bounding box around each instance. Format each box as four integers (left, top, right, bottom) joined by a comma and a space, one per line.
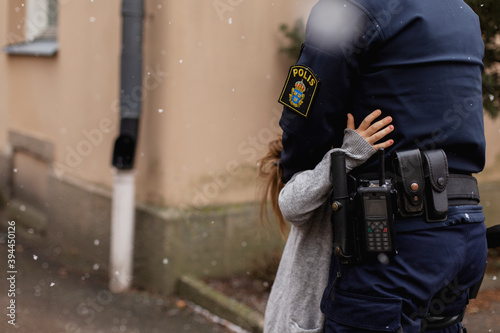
341, 129, 376, 171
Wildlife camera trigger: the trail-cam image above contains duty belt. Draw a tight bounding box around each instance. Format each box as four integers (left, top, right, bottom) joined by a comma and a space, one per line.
354, 148, 480, 223
355, 173, 480, 206
329, 148, 482, 265
446, 174, 480, 206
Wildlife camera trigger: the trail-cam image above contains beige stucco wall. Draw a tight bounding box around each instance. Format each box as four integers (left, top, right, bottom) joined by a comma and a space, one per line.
477, 114, 500, 182
5, 0, 121, 187
484, 115, 500, 168
135, 0, 316, 207
4, 0, 316, 208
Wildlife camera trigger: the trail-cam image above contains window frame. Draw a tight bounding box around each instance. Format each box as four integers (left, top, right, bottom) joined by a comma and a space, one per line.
3, 0, 58, 57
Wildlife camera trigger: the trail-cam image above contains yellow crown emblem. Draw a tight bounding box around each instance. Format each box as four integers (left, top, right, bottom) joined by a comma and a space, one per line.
294, 81, 306, 93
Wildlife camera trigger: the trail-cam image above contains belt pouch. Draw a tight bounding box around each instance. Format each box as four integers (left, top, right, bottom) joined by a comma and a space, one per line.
421, 149, 449, 222
393, 149, 425, 217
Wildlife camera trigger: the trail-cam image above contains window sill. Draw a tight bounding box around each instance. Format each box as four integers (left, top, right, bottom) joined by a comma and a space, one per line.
3, 39, 58, 57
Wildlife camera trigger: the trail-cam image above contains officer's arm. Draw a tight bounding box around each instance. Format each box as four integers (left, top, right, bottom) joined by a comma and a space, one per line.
279, 0, 376, 182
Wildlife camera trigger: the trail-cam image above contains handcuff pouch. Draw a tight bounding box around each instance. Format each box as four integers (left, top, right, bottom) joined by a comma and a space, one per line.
393, 149, 425, 217
421, 149, 449, 222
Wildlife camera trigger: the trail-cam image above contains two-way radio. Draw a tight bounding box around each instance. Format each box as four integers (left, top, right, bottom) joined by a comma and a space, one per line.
356, 148, 397, 258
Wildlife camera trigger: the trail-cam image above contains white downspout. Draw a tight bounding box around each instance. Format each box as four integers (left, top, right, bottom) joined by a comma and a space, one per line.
109, 0, 144, 293
109, 169, 135, 292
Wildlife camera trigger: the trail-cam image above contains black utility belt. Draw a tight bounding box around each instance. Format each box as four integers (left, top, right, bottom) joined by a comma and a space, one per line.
354, 173, 480, 220
330, 148, 480, 265
445, 174, 480, 206
356, 148, 480, 223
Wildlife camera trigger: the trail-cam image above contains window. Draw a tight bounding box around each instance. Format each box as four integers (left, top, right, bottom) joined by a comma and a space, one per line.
3, 0, 58, 56
25, 0, 58, 41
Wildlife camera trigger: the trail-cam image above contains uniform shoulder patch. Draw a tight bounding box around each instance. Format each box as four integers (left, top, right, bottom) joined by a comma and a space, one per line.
278, 65, 319, 117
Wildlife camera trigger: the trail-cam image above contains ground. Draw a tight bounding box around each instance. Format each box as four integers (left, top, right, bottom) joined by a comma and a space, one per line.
205, 274, 270, 316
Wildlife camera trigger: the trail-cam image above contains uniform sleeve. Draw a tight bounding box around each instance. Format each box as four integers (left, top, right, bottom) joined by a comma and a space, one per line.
279, 0, 378, 182
278, 129, 375, 226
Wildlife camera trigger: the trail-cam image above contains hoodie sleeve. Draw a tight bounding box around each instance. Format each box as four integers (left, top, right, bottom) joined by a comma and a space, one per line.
278, 129, 375, 225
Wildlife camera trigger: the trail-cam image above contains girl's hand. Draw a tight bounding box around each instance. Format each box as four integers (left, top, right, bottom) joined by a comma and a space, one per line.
347, 109, 394, 150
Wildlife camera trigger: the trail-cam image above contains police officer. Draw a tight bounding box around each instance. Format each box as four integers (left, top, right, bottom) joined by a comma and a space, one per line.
278, 0, 487, 332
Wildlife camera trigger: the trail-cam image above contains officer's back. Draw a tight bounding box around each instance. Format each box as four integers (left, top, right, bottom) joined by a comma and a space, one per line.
280, 0, 486, 180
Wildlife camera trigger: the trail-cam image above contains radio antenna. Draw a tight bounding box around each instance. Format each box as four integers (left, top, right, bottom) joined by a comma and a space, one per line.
378, 148, 385, 186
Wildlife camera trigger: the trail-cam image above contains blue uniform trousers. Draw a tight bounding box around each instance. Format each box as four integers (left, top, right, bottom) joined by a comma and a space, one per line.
321, 206, 488, 333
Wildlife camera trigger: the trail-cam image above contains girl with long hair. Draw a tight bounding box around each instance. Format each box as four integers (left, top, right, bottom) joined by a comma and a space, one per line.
259, 110, 394, 333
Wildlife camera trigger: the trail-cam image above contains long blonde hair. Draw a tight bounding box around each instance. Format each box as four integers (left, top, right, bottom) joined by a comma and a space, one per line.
257, 135, 287, 237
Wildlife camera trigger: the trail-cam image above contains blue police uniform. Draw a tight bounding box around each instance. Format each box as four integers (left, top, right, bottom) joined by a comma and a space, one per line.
278, 0, 487, 332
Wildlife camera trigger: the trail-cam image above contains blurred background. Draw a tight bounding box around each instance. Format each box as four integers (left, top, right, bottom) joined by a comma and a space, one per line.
0, 0, 499, 332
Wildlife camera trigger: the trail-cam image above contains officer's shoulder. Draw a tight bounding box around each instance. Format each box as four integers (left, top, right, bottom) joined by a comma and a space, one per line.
307, 0, 373, 48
